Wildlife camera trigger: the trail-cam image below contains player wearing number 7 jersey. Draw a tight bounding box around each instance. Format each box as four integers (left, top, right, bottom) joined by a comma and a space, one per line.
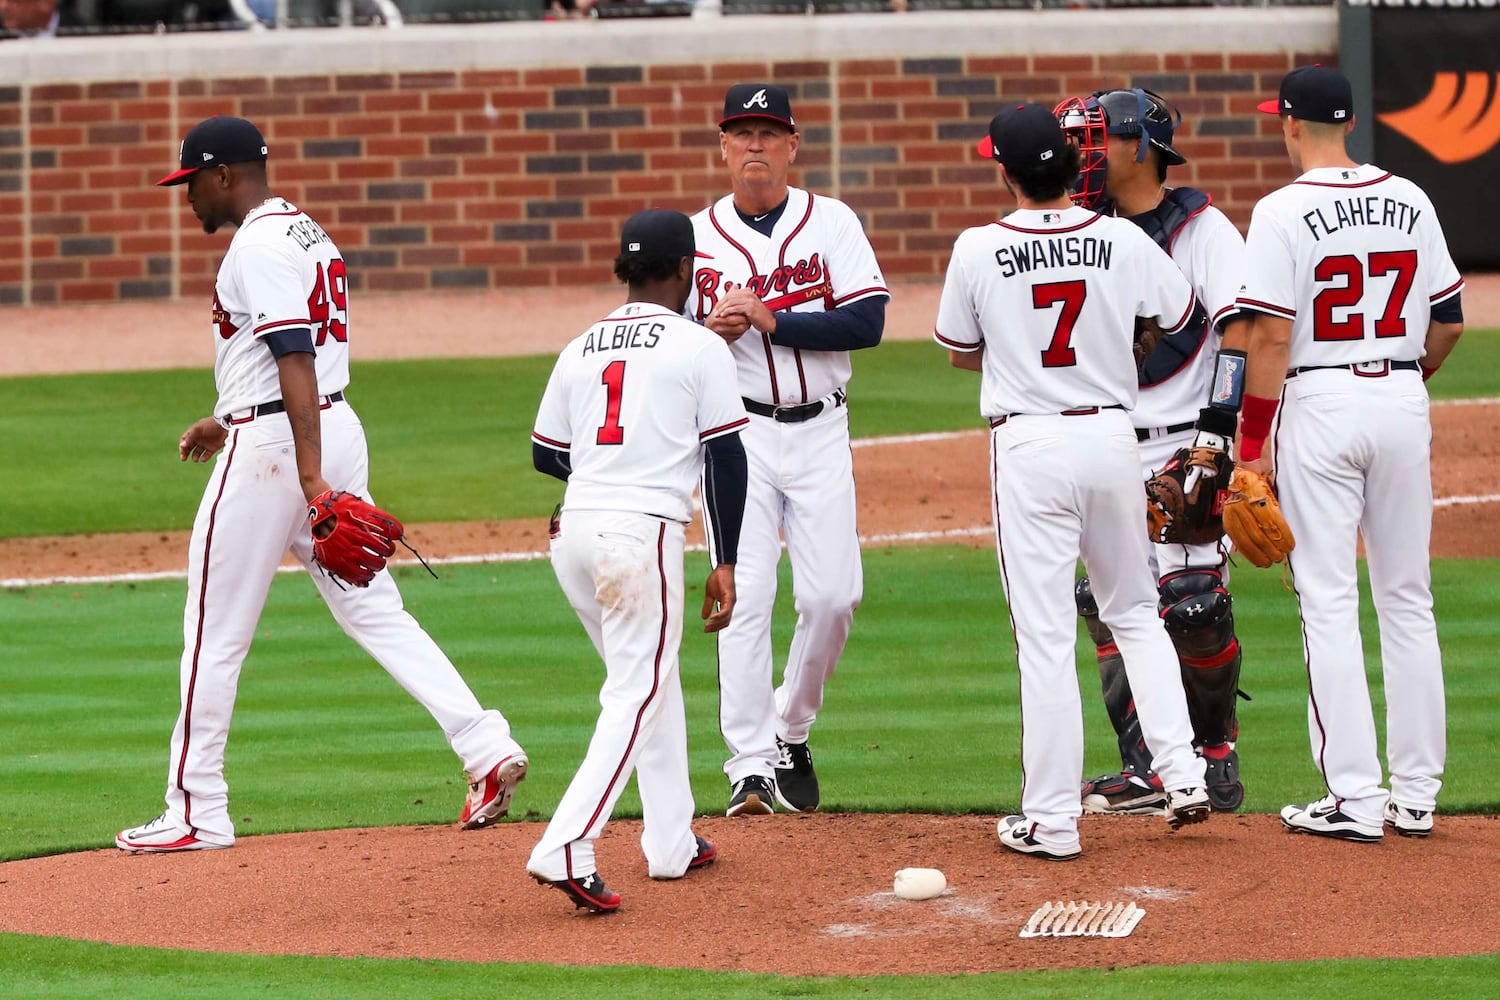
117, 117, 529, 854
934, 104, 1211, 860
1236, 67, 1465, 843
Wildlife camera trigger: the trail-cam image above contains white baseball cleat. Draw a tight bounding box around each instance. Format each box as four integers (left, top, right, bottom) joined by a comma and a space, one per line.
1165, 787, 1212, 830
459, 751, 529, 829
116, 812, 233, 853
997, 814, 1082, 861
1383, 800, 1434, 838
1280, 795, 1383, 843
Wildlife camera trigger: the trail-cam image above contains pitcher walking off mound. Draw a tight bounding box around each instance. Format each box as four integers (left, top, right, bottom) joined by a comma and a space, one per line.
934, 104, 1211, 860
117, 117, 527, 854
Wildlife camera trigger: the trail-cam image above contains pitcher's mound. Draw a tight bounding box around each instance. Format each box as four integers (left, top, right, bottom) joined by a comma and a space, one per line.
1, 813, 1494, 975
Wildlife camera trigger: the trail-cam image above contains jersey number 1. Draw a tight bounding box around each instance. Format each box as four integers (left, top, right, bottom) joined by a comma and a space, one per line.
307, 259, 349, 346
596, 359, 626, 446
1035, 280, 1086, 368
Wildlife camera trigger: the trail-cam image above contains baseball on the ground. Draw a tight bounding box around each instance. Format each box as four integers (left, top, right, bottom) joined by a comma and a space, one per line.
893, 867, 946, 900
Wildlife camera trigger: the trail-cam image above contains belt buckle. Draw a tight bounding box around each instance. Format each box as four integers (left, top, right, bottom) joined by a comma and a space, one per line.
1353, 360, 1389, 377
772, 404, 800, 422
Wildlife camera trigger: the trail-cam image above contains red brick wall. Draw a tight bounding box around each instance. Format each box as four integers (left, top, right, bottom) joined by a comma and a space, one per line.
0, 50, 1332, 306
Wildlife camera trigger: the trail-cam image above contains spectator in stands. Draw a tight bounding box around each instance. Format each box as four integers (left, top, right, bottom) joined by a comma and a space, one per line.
0, 0, 68, 36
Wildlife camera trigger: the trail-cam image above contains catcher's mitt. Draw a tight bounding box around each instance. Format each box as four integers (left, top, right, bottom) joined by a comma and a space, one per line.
308, 489, 402, 588
1133, 316, 1163, 371
1145, 444, 1233, 544
1222, 468, 1295, 568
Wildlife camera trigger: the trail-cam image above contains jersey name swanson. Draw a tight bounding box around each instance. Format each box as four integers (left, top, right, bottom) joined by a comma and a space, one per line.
994, 235, 1113, 277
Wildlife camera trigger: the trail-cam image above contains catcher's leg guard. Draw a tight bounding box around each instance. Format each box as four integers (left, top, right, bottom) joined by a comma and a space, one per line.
1159, 568, 1245, 810
1075, 577, 1160, 811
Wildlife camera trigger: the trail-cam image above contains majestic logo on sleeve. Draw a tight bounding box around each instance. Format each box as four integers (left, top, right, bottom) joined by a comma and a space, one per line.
1379, 71, 1500, 164
743, 89, 771, 110
694, 254, 830, 316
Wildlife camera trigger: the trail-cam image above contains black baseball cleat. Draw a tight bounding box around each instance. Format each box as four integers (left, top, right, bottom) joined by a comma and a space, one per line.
688, 835, 718, 870
726, 774, 776, 817
773, 737, 820, 812
531, 870, 621, 913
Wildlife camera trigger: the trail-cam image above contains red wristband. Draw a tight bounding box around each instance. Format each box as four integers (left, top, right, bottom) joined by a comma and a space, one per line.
1421, 364, 1438, 382
1238, 393, 1279, 463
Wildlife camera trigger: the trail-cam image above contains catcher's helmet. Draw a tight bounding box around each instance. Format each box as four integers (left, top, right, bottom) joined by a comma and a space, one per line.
1054, 88, 1186, 210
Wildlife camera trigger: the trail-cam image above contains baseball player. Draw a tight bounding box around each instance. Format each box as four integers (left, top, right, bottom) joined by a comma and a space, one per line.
116, 116, 528, 853
934, 103, 1212, 860
1055, 88, 1252, 815
1236, 67, 1464, 842
527, 209, 749, 912
689, 83, 889, 816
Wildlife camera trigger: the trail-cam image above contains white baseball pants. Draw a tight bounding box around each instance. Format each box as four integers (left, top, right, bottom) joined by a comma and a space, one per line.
164, 403, 520, 843
711, 404, 863, 784
992, 410, 1204, 850
1276, 368, 1445, 823
527, 512, 699, 882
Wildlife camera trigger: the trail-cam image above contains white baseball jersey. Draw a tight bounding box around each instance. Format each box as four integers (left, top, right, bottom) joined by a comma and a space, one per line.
689, 187, 889, 404
1238, 164, 1464, 365
1132, 199, 1247, 431
532, 302, 749, 523
934, 206, 1195, 418
210, 198, 350, 417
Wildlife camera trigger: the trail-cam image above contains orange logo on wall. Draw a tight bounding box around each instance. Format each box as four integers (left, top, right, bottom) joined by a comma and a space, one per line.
1379, 72, 1500, 164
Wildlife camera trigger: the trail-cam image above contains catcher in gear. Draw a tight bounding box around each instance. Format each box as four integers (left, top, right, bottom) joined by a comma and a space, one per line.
1057, 88, 1254, 815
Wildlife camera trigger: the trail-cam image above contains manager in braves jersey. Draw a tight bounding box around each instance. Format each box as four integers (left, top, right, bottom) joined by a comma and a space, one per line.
689, 84, 889, 816
1056, 88, 1253, 815
1236, 67, 1464, 843
117, 117, 528, 853
934, 104, 1211, 860
527, 209, 748, 912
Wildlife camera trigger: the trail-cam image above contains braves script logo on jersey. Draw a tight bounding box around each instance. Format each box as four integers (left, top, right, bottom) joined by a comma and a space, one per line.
695, 254, 830, 315
212, 293, 234, 340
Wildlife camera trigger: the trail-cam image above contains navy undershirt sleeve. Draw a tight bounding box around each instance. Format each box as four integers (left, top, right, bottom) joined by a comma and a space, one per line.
264, 327, 315, 359
532, 442, 572, 482
702, 432, 747, 565
1430, 292, 1463, 325
770, 296, 886, 352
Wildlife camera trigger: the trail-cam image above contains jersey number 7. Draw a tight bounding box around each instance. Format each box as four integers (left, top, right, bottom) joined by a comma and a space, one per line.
1034, 279, 1086, 368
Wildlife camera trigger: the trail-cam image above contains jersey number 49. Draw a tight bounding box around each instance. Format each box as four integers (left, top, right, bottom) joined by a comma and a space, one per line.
307, 259, 350, 346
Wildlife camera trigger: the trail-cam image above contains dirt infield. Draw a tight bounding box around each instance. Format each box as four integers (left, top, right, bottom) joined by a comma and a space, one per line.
1, 814, 1496, 975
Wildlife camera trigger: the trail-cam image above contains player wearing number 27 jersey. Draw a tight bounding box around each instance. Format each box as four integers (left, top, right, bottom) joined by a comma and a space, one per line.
1236, 68, 1464, 843
117, 117, 527, 855
934, 104, 1211, 859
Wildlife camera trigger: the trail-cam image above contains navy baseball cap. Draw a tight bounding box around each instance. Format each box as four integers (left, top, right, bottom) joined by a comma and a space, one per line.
1258, 66, 1353, 124
978, 103, 1071, 170
719, 84, 797, 132
156, 116, 268, 187
620, 208, 695, 261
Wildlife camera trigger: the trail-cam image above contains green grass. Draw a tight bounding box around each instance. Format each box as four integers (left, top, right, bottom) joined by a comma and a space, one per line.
7, 330, 1493, 538
3, 547, 1496, 863
2, 934, 1497, 999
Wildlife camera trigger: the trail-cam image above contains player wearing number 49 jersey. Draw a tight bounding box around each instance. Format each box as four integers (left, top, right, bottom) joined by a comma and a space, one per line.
117, 117, 528, 855
935, 104, 1210, 860
1236, 67, 1464, 843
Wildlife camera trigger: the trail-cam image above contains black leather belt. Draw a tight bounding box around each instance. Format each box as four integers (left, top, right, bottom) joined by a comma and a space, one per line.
1288, 360, 1419, 378
990, 404, 1123, 429
1137, 420, 1196, 442
227, 391, 344, 425
743, 389, 846, 423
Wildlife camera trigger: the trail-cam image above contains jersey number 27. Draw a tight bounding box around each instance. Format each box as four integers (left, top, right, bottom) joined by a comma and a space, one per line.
1312, 250, 1416, 341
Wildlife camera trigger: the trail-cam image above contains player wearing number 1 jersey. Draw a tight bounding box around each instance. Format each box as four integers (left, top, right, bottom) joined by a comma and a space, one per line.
934, 104, 1211, 860
117, 117, 529, 854
1236, 68, 1465, 843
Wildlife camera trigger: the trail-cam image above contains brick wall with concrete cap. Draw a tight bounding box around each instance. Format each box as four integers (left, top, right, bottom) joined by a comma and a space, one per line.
0, 9, 1334, 305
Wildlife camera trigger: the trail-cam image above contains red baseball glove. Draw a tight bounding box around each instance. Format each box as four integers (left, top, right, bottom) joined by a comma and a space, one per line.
307, 490, 402, 588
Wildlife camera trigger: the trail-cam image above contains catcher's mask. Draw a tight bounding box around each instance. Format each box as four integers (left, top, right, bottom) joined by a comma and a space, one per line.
1054, 88, 1186, 210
